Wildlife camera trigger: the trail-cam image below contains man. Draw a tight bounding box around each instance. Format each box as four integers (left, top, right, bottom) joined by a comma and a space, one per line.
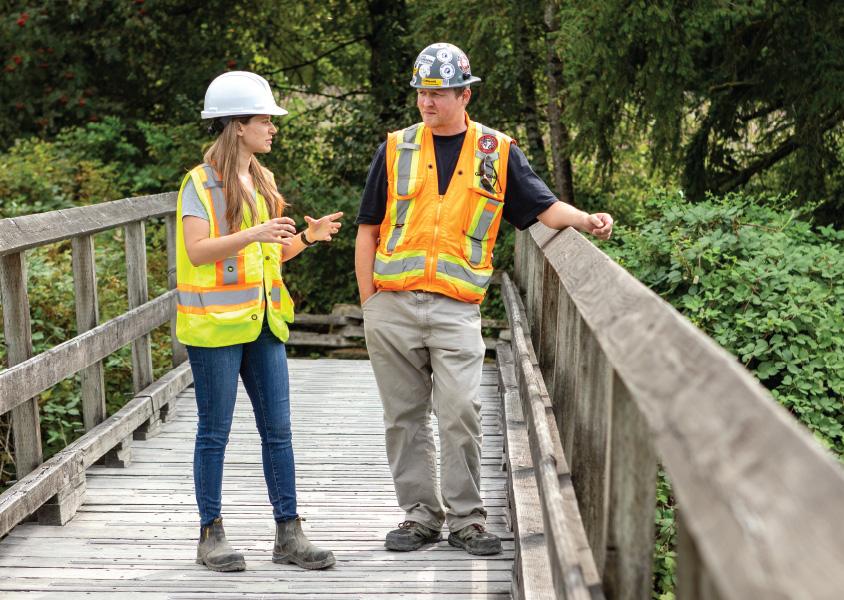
355, 42, 613, 556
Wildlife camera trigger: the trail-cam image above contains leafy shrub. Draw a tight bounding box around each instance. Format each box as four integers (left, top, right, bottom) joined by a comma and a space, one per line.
605, 191, 844, 457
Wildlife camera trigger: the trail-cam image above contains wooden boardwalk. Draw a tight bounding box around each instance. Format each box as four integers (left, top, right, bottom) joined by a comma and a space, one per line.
0, 359, 512, 599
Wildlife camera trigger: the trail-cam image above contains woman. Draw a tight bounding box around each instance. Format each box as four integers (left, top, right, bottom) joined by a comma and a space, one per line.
176, 71, 342, 572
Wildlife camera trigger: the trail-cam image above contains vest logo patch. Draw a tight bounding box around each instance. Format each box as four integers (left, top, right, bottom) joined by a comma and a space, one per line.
478, 134, 498, 154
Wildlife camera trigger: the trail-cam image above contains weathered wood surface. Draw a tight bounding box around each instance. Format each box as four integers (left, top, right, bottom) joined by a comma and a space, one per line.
497, 344, 554, 600
0, 290, 176, 416
0, 359, 514, 599
0, 362, 192, 538
0, 251, 43, 477
0, 193, 176, 257
71, 234, 107, 431
501, 275, 603, 600
521, 224, 844, 600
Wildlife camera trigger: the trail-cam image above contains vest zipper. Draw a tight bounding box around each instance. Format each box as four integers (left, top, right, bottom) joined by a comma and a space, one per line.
428, 194, 445, 285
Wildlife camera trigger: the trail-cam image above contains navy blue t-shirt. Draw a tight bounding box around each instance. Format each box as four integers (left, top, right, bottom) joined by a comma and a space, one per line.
355, 131, 557, 230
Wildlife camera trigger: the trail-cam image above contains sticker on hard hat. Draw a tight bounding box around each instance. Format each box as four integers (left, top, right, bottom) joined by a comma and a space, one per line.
418, 64, 431, 78
436, 49, 453, 63
417, 54, 435, 66
478, 135, 498, 154
439, 64, 455, 79
458, 54, 471, 74
422, 78, 444, 87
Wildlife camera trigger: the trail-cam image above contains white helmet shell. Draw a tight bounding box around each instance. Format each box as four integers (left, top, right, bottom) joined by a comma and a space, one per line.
201, 71, 288, 119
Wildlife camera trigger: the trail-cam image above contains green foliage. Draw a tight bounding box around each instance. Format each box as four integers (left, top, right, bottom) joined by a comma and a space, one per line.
653, 470, 677, 600
605, 191, 844, 456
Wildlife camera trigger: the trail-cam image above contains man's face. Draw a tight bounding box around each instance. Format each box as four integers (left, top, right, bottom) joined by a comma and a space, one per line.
416, 88, 469, 132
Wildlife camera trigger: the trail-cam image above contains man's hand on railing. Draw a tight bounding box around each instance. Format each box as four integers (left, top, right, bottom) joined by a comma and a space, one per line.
585, 212, 613, 240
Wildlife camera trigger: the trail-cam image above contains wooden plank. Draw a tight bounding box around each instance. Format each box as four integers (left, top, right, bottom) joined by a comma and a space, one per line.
125, 221, 153, 393
0, 252, 43, 477
0, 362, 192, 538
165, 214, 187, 366
677, 511, 725, 600
0, 193, 176, 256
497, 344, 555, 600
530, 223, 844, 599
0, 291, 176, 415
285, 331, 358, 348
603, 373, 657, 600
502, 274, 603, 600
569, 326, 612, 575
71, 234, 106, 431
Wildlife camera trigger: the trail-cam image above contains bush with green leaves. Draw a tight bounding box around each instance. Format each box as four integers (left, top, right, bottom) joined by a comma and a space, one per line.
605, 191, 843, 457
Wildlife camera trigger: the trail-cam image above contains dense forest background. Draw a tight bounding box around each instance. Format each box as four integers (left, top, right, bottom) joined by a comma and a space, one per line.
1, 2, 842, 598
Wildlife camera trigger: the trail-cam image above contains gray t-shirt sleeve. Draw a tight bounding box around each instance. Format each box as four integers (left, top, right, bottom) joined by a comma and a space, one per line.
180, 177, 209, 220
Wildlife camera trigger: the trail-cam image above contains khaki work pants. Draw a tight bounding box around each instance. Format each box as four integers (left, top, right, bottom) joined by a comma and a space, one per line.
363, 290, 487, 532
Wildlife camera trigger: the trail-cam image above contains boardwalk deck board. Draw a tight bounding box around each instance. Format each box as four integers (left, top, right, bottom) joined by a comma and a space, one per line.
0, 359, 513, 599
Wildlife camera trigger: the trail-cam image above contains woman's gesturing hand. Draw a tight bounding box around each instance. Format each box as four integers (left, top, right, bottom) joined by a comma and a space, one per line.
304, 212, 344, 242
250, 217, 297, 245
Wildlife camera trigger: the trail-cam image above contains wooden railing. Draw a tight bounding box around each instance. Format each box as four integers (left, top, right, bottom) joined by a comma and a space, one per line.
500, 224, 844, 600
0, 194, 193, 536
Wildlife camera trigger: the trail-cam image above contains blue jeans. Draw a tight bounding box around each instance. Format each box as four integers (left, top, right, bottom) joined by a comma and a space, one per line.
187, 321, 297, 527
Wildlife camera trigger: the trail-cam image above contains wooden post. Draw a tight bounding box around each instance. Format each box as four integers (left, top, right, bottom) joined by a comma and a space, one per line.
514, 230, 527, 290
124, 221, 154, 392
603, 373, 657, 600
0, 252, 43, 478
538, 261, 560, 385
165, 214, 187, 366
554, 293, 581, 459
570, 325, 613, 575
71, 235, 106, 430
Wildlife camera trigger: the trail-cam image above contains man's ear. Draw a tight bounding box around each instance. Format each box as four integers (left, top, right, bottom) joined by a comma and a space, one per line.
463, 88, 472, 106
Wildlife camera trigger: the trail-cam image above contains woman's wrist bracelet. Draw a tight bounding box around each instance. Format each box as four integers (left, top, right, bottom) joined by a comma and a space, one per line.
300, 230, 316, 247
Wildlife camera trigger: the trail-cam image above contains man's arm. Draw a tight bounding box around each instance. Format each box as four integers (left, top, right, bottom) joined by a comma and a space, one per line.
536, 201, 613, 240
355, 224, 380, 305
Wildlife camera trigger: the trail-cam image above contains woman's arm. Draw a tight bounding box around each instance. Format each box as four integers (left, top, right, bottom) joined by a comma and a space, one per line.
281, 212, 343, 262
182, 216, 297, 266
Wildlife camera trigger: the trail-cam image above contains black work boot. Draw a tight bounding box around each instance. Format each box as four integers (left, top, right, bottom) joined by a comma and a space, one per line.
385, 520, 442, 551
447, 523, 502, 555
196, 517, 246, 571
273, 517, 336, 570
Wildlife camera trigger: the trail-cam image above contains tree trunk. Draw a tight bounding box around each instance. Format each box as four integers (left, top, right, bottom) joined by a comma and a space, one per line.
544, 0, 576, 204
513, 1, 551, 183
366, 0, 412, 135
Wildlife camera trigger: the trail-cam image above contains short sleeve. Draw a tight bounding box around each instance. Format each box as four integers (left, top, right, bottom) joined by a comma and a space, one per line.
502, 144, 558, 230
355, 142, 388, 225
180, 176, 209, 221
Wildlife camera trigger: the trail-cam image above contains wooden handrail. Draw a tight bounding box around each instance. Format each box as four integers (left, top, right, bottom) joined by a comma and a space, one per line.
509, 223, 844, 599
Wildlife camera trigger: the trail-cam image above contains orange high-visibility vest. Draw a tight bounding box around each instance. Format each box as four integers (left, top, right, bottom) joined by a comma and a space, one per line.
374, 113, 512, 304
175, 163, 294, 347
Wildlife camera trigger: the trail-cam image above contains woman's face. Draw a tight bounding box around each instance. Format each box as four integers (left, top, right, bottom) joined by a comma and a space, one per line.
237, 115, 277, 154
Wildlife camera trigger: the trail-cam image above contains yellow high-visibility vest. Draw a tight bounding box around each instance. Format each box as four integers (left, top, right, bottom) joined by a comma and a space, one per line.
374, 113, 512, 304
175, 163, 294, 347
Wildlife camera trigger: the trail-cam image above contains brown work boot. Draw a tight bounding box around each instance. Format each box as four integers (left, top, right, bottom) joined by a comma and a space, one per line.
196, 517, 246, 571
447, 523, 502, 555
385, 520, 442, 551
273, 517, 336, 570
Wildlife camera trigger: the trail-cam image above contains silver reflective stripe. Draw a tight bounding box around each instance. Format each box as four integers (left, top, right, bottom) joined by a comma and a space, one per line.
475, 150, 500, 161
222, 257, 239, 284
468, 199, 501, 265
437, 260, 491, 289
374, 254, 426, 276
396, 124, 420, 196
178, 286, 261, 308
201, 164, 230, 236
386, 200, 411, 253
271, 286, 281, 304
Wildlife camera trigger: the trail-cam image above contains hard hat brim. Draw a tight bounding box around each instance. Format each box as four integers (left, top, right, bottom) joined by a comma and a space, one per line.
410, 75, 482, 89
201, 105, 288, 119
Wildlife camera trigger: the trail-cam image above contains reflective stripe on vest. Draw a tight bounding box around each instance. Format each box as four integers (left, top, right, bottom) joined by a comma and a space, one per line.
177, 285, 262, 314
386, 124, 424, 253
436, 254, 493, 294
373, 250, 426, 282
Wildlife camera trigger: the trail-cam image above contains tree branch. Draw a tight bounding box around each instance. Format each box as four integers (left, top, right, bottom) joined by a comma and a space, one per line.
264, 36, 367, 75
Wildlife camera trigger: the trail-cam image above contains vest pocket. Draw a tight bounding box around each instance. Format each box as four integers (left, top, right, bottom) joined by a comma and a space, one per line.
383, 190, 420, 254
463, 187, 504, 268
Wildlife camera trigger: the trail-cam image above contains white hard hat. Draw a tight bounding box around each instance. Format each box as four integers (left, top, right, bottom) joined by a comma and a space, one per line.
201, 71, 288, 119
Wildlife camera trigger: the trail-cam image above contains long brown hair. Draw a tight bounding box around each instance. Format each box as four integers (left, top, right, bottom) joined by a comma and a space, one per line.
203, 116, 286, 231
